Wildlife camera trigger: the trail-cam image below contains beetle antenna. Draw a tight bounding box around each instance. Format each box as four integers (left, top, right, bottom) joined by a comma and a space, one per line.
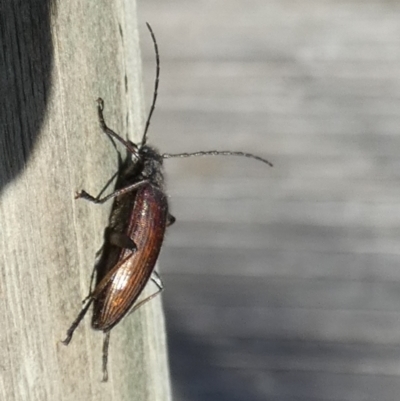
162, 150, 273, 167
142, 22, 160, 146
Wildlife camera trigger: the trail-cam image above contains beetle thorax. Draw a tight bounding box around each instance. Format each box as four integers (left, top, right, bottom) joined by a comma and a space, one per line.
139, 145, 164, 189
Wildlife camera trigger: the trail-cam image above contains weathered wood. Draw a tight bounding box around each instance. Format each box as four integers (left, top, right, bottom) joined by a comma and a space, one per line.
0, 1, 171, 400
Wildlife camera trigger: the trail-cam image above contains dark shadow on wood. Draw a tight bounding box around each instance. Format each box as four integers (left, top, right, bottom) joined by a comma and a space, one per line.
0, 0, 53, 190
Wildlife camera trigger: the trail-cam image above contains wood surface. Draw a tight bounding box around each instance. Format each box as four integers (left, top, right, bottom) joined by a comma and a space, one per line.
138, 1, 400, 400
0, 1, 171, 400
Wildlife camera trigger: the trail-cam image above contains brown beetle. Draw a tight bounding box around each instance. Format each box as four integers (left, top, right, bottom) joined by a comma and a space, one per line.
61, 96, 174, 382
62, 23, 272, 381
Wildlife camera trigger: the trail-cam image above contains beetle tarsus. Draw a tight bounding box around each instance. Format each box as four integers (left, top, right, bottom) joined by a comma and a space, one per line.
97, 97, 104, 110
61, 333, 73, 346
75, 190, 98, 202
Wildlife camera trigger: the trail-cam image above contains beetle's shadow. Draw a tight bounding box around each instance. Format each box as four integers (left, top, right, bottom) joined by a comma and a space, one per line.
0, 1, 53, 192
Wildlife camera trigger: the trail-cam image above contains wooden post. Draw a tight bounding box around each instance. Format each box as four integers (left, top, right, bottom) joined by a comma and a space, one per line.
0, 1, 171, 400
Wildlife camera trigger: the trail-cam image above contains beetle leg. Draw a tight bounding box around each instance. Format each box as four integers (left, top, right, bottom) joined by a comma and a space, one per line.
108, 229, 137, 252
90, 253, 132, 298
150, 270, 164, 290
96, 170, 120, 199
95, 244, 104, 259
74, 169, 119, 206
127, 271, 164, 316
75, 179, 148, 204
62, 298, 93, 345
97, 98, 122, 151
101, 332, 111, 382
82, 227, 137, 305
96, 98, 124, 163
79, 243, 106, 305
166, 213, 176, 227
84, 264, 98, 303
81, 232, 137, 305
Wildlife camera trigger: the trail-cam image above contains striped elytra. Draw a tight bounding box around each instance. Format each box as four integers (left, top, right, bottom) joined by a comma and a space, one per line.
91, 184, 168, 331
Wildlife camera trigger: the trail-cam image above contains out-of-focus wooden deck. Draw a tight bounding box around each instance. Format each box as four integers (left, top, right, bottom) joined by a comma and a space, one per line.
139, 1, 400, 400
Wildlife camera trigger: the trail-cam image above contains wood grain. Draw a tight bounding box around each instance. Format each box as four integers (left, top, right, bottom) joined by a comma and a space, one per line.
0, 1, 171, 400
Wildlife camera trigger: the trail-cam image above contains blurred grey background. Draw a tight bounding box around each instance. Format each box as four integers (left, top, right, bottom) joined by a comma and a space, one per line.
138, 1, 400, 400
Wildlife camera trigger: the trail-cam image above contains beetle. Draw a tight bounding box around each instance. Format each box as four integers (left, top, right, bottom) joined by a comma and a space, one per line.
62, 23, 273, 381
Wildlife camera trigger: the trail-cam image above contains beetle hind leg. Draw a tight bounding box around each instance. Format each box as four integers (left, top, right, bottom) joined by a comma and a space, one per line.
127, 271, 164, 316
102, 332, 111, 382
62, 299, 93, 345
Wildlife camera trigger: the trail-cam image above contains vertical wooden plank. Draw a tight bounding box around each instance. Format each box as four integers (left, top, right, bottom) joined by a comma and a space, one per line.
0, 1, 171, 400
